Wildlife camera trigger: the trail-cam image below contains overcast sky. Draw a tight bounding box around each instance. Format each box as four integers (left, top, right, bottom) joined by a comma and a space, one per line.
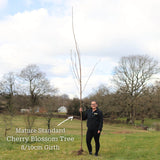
0, 0, 160, 98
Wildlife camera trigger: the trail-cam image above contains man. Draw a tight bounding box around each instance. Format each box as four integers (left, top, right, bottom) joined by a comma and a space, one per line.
79, 101, 103, 156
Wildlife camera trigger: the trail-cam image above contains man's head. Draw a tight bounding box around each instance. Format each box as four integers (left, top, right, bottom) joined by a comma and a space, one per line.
91, 101, 98, 110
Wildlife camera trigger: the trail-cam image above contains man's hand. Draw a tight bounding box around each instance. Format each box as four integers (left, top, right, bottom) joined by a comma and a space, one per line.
97, 130, 101, 134
79, 107, 83, 112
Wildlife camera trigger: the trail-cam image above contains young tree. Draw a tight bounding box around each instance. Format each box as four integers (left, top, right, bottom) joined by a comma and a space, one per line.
41, 95, 58, 134
71, 8, 99, 154
0, 72, 17, 136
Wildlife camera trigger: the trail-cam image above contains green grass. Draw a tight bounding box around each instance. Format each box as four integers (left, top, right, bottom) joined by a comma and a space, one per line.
0, 115, 160, 160
52, 112, 67, 115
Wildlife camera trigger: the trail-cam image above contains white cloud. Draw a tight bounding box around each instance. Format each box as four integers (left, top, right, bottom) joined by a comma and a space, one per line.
0, 8, 72, 65
50, 74, 113, 98
1, 0, 160, 97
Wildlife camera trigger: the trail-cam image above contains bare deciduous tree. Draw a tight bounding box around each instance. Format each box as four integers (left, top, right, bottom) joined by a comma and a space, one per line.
19, 64, 54, 133
0, 72, 17, 136
113, 55, 160, 124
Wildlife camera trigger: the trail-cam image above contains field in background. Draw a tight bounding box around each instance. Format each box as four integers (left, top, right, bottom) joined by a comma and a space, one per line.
116, 117, 160, 127
0, 115, 160, 160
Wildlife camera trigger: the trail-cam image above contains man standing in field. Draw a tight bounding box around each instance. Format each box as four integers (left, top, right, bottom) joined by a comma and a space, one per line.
79, 101, 103, 156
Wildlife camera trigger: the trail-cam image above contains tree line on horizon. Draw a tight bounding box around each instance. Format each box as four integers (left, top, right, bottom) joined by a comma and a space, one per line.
1, 54, 160, 136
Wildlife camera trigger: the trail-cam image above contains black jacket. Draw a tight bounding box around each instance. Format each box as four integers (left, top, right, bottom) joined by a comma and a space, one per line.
82, 107, 103, 131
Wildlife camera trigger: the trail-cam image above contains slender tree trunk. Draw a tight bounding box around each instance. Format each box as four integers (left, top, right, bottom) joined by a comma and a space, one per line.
72, 7, 83, 152
130, 104, 135, 124
48, 118, 51, 134
71, 8, 98, 153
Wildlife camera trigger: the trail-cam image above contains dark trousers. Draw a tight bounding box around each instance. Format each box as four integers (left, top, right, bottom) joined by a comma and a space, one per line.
86, 129, 101, 154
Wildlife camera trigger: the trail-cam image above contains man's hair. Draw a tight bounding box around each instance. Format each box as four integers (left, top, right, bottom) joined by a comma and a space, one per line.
91, 100, 97, 104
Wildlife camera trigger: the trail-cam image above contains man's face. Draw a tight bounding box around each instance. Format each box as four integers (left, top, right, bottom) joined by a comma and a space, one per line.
91, 101, 97, 109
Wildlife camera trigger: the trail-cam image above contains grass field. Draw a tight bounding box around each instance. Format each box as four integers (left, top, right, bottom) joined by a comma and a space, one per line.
0, 114, 160, 160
